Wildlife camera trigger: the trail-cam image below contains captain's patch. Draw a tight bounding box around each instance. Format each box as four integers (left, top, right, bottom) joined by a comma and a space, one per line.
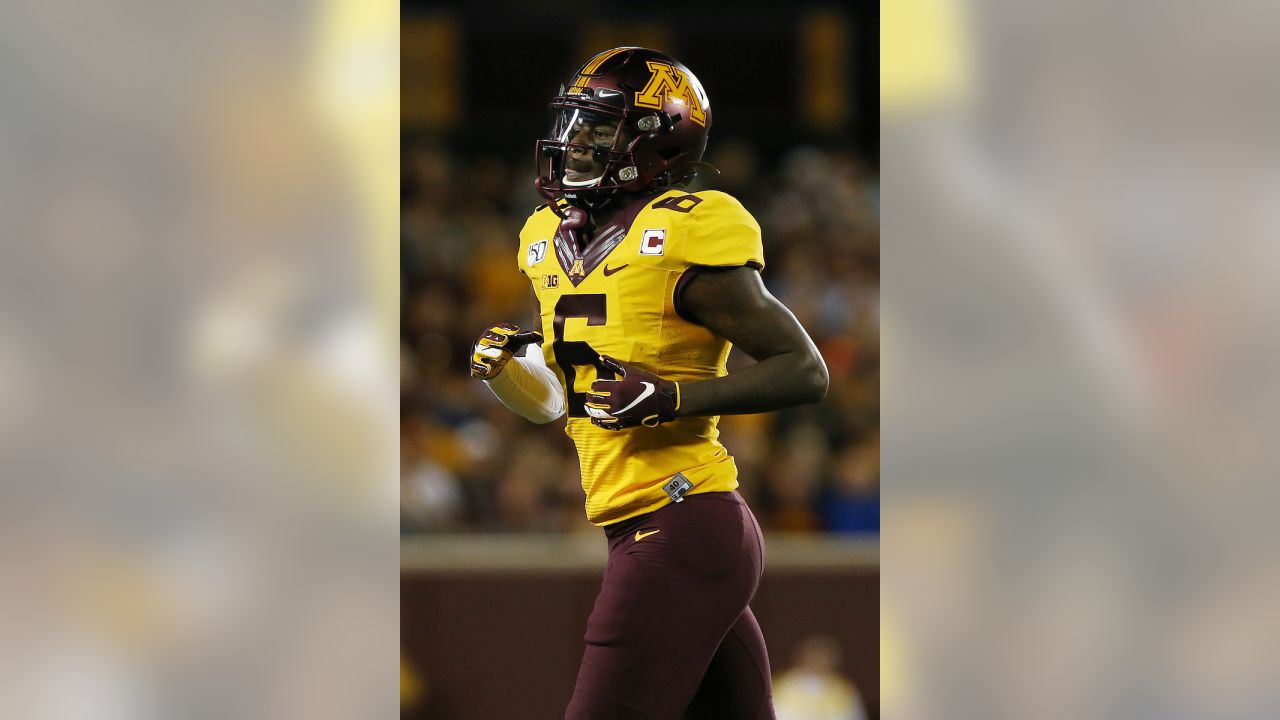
640, 229, 666, 256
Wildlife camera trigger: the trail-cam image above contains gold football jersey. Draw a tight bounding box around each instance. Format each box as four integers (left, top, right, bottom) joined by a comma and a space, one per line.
517, 188, 765, 525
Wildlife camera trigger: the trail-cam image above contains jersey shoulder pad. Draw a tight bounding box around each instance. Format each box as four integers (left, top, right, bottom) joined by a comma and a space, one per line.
678, 190, 765, 270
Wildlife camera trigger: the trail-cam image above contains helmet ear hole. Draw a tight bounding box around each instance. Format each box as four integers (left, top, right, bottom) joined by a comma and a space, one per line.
659, 146, 683, 161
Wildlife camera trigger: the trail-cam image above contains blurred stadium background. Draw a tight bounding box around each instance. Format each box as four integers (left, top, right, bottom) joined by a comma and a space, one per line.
401, 2, 879, 717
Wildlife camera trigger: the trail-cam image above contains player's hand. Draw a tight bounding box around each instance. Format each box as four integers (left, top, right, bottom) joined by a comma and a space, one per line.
586, 356, 680, 430
470, 323, 543, 380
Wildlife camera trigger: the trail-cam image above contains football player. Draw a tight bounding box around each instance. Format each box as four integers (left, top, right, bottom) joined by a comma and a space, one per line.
470, 47, 828, 719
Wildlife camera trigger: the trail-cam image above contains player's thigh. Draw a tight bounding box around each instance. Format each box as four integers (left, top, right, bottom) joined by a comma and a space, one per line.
580, 544, 674, 664
682, 608, 776, 720
583, 493, 760, 653
570, 527, 758, 714
569, 552, 715, 718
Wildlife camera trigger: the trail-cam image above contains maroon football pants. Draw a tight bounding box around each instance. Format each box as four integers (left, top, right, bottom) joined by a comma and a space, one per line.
565, 491, 776, 720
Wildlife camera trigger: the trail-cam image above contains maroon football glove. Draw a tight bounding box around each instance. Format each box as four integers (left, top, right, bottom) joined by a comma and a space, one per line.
586, 355, 680, 430
469, 323, 544, 380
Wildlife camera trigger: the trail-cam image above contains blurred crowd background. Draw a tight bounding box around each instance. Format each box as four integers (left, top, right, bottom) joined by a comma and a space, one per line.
401, 0, 880, 536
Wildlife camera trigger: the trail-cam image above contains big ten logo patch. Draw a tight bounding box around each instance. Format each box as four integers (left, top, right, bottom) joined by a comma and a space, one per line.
634, 61, 709, 127
542, 273, 560, 289
527, 240, 548, 266
640, 229, 666, 256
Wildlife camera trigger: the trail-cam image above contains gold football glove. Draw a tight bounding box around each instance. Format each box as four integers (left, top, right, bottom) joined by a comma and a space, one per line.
469, 323, 543, 380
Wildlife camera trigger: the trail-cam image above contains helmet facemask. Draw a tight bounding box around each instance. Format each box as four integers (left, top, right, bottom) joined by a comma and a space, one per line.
535, 105, 641, 214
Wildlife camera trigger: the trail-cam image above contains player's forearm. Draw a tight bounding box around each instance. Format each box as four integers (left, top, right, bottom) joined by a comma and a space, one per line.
483, 344, 566, 424
676, 349, 828, 418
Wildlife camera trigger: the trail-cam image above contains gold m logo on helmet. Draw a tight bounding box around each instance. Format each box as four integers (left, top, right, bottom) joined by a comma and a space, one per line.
634, 61, 708, 127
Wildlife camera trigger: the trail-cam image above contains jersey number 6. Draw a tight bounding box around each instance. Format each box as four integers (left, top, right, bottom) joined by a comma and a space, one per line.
552, 294, 616, 417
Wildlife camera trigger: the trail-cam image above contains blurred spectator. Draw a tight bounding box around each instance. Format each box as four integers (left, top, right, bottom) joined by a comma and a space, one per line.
762, 423, 829, 531
400, 416, 464, 532
773, 635, 868, 720
822, 431, 880, 533
401, 140, 878, 534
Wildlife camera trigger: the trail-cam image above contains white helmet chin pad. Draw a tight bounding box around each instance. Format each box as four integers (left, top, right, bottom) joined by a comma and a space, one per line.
561, 174, 603, 188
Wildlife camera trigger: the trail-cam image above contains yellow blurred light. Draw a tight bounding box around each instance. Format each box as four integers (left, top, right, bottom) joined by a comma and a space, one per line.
881, 0, 973, 110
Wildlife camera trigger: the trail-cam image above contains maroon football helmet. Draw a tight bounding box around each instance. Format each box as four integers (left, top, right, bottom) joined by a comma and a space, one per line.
534, 47, 713, 213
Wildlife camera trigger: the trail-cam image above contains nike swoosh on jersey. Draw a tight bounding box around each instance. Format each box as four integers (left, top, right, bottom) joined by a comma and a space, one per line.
602, 263, 629, 276
634, 529, 660, 541
615, 381, 655, 414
